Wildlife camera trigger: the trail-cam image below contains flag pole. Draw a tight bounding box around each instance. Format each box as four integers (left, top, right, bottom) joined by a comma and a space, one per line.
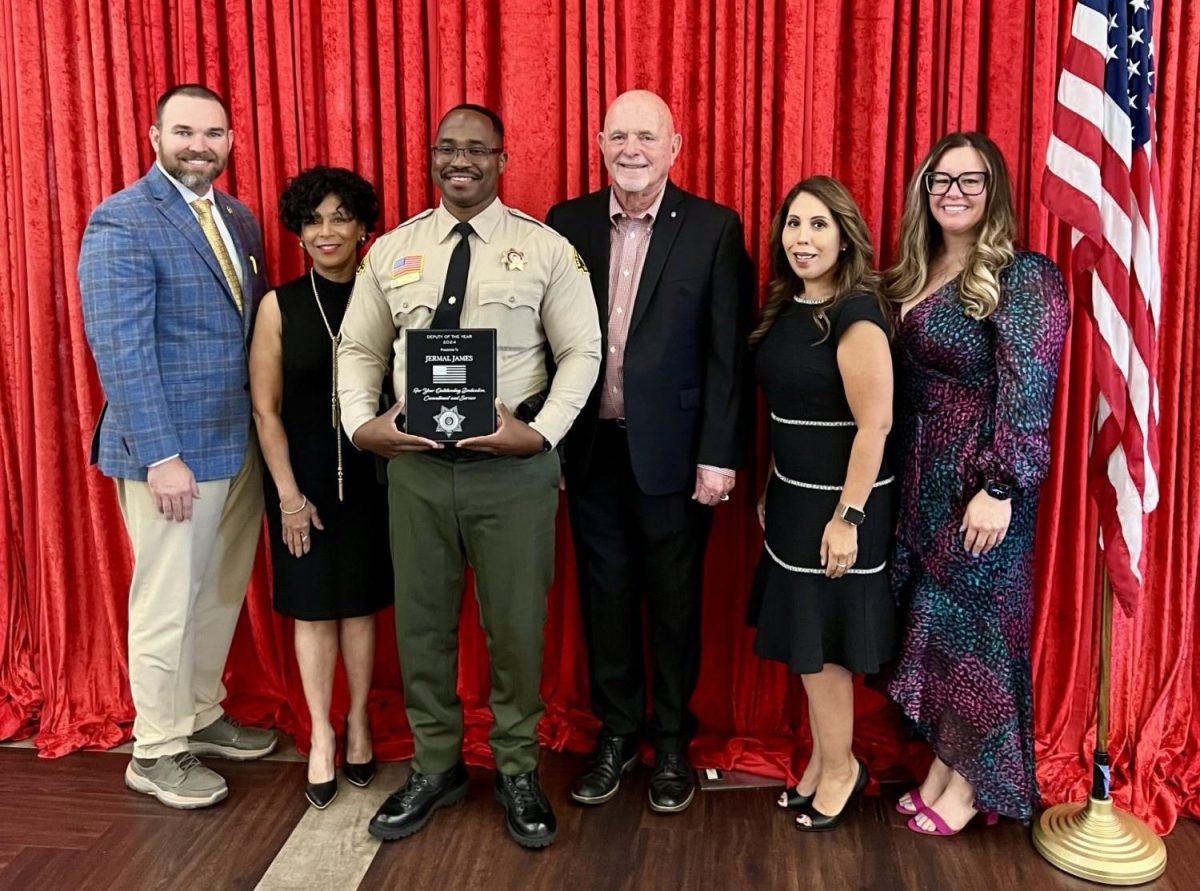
1031, 567, 1166, 884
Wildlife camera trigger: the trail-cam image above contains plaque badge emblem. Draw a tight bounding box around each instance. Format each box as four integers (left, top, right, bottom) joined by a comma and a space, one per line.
502, 248, 526, 271
434, 405, 466, 435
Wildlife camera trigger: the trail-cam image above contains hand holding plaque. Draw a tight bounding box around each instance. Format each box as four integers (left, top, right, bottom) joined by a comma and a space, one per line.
405, 329, 497, 441
458, 399, 547, 457
352, 401, 442, 458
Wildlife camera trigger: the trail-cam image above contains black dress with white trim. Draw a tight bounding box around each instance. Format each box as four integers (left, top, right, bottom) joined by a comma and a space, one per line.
747, 292, 898, 674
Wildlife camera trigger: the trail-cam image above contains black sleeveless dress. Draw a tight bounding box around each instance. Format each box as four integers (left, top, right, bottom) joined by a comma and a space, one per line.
264, 271, 392, 620
747, 293, 897, 673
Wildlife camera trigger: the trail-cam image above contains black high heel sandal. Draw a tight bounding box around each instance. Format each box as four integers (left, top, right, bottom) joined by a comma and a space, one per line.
793, 758, 869, 832
777, 785, 815, 810
342, 716, 376, 788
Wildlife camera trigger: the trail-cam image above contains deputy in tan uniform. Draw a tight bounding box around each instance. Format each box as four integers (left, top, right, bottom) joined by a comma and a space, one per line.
339, 104, 600, 849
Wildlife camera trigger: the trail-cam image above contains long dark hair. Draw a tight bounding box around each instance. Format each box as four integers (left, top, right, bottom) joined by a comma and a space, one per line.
749, 176, 882, 347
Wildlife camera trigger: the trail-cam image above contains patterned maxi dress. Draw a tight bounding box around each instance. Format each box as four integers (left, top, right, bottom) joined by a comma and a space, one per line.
887, 251, 1069, 821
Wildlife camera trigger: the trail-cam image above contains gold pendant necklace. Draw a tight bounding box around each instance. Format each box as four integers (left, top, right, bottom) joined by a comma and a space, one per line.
310, 269, 350, 502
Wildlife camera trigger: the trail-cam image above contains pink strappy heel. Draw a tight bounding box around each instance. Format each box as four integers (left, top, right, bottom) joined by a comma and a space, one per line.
895, 788, 926, 816
907, 807, 999, 836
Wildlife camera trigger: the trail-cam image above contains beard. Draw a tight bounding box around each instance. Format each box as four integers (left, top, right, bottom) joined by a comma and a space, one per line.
612, 167, 652, 194
162, 149, 226, 192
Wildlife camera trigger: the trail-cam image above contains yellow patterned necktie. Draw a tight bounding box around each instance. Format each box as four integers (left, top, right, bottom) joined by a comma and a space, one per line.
192, 198, 244, 314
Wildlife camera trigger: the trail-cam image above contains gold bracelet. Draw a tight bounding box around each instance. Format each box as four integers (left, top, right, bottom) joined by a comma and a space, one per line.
280, 495, 308, 515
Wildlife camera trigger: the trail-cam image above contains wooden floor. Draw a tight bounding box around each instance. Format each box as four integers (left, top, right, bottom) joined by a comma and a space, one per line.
1, 746, 1195, 890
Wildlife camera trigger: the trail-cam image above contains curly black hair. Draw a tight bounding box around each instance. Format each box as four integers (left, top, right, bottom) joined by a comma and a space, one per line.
278, 166, 380, 236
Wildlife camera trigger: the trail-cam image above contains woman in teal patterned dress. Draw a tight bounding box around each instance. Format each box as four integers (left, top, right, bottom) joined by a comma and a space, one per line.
884, 133, 1069, 834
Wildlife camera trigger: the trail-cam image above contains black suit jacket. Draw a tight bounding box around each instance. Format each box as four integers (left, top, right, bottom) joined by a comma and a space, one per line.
546, 181, 753, 496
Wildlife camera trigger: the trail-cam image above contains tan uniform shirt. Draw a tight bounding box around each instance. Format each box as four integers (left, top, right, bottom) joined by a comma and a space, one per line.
338, 198, 601, 447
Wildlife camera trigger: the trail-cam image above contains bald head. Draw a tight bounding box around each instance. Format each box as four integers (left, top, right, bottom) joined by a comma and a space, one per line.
603, 90, 676, 136
599, 90, 682, 213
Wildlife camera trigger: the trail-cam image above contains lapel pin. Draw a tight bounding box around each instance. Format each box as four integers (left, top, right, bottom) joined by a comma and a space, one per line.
670, 211, 677, 218
249, 255, 258, 275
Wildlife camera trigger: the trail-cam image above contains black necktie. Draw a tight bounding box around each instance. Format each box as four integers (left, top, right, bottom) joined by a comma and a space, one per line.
431, 221, 475, 329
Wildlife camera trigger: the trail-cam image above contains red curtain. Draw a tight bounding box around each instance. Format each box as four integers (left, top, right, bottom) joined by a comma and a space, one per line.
1, 0, 1197, 835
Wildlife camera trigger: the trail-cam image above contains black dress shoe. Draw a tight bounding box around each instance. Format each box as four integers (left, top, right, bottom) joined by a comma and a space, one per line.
494, 771, 557, 848
648, 752, 695, 813
570, 733, 638, 805
306, 777, 338, 810
368, 762, 469, 841
794, 758, 869, 832
343, 718, 376, 788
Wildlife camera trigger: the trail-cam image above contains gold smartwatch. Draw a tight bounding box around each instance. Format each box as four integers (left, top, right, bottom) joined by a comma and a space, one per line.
836, 502, 866, 526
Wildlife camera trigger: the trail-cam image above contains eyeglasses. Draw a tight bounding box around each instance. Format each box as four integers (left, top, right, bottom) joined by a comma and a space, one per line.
430, 145, 504, 161
924, 171, 989, 196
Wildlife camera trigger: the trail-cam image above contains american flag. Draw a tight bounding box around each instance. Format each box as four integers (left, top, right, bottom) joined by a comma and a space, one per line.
432, 364, 467, 384
392, 255, 423, 278
1042, 0, 1160, 615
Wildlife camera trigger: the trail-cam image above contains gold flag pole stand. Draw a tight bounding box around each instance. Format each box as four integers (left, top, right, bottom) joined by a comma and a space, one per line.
1032, 570, 1167, 884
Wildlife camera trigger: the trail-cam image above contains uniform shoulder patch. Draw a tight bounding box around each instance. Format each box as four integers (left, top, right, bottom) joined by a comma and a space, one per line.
572, 246, 589, 276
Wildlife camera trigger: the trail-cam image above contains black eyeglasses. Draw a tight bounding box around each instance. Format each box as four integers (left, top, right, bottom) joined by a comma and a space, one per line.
924, 171, 989, 196
430, 145, 504, 161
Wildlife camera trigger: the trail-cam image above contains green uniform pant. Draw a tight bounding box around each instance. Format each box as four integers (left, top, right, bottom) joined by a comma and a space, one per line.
387, 449, 559, 775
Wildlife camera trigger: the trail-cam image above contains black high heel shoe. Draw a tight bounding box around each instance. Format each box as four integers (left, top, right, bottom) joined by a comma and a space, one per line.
306, 777, 338, 809
306, 731, 338, 809
343, 716, 376, 788
794, 758, 869, 832
777, 784, 815, 810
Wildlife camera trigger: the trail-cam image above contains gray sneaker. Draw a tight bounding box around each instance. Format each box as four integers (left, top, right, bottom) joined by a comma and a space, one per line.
125, 752, 228, 809
188, 714, 277, 760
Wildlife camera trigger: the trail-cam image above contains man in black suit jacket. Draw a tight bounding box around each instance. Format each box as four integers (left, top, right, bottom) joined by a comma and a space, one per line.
546, 89, 752, 814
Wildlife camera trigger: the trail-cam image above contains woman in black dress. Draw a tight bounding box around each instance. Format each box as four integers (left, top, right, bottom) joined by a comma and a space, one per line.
249, 167, 391, 808
748, 176, 896, 831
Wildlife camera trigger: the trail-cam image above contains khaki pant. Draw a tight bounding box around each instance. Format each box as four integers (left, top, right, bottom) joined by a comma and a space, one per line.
387, 449, 559, 775
116, 443, 263, 758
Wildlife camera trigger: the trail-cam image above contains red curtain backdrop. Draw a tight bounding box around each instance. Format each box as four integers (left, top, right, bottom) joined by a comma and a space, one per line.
1, 0, 1197, 834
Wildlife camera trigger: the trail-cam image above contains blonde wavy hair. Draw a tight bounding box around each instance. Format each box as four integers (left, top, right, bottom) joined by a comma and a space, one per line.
884, 132, 1016, 320
749, 176, 883, 347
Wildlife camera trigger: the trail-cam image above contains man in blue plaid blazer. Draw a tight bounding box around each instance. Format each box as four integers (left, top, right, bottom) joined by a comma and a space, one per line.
80, 85, 276, 809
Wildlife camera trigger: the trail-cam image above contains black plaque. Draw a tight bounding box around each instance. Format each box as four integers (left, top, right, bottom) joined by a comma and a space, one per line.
405, 329, 497, 441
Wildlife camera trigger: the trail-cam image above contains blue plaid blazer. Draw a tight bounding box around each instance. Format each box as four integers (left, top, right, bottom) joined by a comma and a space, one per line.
79, 165, 268, 481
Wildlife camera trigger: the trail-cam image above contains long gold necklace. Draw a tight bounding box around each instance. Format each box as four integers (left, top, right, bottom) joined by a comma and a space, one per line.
309, 269, 350, 501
